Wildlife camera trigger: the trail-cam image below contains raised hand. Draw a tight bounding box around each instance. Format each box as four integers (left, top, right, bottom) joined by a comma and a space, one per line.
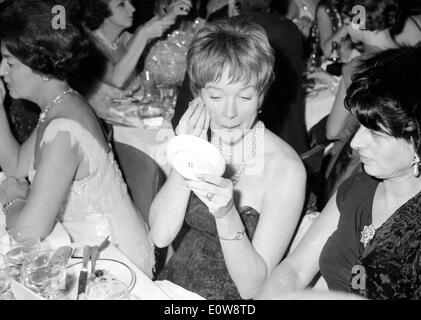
166, 0, 193, 18
139, 15, 177, 41
182, 173, 234, 219
175, 97, 210, 140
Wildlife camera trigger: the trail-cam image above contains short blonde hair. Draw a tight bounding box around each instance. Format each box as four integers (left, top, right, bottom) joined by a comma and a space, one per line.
187, 17, 275, 97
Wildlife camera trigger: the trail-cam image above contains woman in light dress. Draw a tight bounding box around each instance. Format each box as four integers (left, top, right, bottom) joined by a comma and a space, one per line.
0, 0, 154, 277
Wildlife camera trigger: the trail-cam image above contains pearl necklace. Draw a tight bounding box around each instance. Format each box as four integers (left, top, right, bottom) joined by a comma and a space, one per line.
211, 121, 265, 185
37, 88, 75, 127
93, 29, 120, 50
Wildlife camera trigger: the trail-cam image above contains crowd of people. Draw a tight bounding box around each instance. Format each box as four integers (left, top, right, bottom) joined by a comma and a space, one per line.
0, 0, 421, 300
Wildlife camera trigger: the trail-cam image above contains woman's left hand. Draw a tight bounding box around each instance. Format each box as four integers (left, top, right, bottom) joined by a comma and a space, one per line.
0, 177, 29, 206
182, 173, 234, 219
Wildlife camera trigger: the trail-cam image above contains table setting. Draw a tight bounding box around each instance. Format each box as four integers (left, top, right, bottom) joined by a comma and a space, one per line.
0, 173, 203, 300
0, 225, 204, 300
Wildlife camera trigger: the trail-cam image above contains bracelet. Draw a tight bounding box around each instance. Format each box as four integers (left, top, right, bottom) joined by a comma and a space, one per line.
1, 198, 26, 214
218, 229, 246, 241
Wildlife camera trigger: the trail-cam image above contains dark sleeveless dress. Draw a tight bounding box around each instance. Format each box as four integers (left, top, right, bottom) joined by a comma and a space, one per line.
319, 172, 421, 299
158, 193, 260, 300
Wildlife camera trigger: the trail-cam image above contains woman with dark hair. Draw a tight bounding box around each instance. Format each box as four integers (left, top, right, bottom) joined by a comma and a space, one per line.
81, 0, 192, 117
150, 17, 306, 300
0, 0, 155, 277
256, 46, 421, 300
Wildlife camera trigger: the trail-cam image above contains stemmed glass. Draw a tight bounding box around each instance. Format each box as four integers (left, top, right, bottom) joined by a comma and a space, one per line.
22, 250, 66, 300
0, 227, 41, 281
0, 254, 14, 300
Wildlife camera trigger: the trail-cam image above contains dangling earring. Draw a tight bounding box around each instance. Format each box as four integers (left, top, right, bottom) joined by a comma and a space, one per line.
412, 154, 420, 177
258, 109, 263, 114
41, 74, 50, 82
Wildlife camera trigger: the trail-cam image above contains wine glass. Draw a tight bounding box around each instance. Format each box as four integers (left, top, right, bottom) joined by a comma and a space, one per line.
22, 250, 66, 300
0, 227, 41, 281
0, 254, 14, 300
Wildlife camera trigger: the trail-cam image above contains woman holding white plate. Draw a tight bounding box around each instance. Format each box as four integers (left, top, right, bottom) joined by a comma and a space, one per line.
149, 17, 307, 299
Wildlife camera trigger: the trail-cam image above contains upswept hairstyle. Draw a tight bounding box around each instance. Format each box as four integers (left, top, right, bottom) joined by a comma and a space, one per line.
0, 0, 89, 81
187, 17, 275, 98
344, 47, 421, 153
82, 0, 112, 31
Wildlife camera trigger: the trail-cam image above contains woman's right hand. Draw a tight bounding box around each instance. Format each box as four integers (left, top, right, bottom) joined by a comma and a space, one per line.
166, 0, 192, 18
139, 15, 176, 42
0, 177, 30, 207
175, 97, 210, 140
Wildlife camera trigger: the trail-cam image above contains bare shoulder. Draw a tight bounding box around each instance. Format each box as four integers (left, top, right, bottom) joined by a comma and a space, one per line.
46, 93, 108, 148
263, 129, 306, 183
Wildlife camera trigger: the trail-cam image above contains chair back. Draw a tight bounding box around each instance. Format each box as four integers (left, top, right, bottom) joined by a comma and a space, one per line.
112, 142, 166, 224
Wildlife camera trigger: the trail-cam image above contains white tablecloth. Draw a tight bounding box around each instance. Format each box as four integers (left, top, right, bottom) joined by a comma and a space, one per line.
305, 86, 336, 131
5, 222, 204, 300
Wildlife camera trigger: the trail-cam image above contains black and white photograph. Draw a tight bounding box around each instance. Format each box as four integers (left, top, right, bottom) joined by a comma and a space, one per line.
0, 0, 421, 307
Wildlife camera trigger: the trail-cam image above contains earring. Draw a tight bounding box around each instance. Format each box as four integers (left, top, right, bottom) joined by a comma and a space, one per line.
258, 109, 263, 114
41, 74, 50, 82
412, 154, 420, 177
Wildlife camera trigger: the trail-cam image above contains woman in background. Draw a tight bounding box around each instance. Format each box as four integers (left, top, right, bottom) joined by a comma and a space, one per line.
81, 0, 192, 117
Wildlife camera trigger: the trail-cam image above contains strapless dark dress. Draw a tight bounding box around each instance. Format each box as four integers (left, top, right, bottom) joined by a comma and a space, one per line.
158, 193, 259, 300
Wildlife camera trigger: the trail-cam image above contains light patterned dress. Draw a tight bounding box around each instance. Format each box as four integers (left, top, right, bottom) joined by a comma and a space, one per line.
28, 118, 155, 278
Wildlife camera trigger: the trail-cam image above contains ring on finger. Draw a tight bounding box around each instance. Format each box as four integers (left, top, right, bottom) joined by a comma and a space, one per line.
205, 192, 215, 202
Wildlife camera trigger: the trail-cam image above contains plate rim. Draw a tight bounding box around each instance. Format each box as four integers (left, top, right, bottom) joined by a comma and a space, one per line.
66, 258, 137, 292
167, 135, 225, 178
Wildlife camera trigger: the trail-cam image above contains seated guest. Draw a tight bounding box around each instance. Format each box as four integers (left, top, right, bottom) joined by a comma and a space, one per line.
256, 47, 421, 300
80, 0, 192, 117
149, 17, 306, 299
0, 0, 155, 277
173, 0, 310, 154
326, 0, 401, 141
391, 1, 421, 46
313, 0, 353, 61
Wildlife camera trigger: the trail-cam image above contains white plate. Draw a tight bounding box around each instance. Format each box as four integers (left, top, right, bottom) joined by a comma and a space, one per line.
167, 135, 226, 181
64, 258, 136, 300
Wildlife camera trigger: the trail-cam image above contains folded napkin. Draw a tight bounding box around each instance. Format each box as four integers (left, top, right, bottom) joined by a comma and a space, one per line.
154, 280, 205, 300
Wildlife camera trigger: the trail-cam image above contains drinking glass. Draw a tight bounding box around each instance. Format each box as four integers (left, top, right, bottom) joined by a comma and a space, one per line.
84, 278, 130, 300
0, 254, 14, 300
0, 227, 41, 281
22, 250, 66, 300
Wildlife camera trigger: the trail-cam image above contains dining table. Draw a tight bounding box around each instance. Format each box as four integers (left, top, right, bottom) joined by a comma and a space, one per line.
305, 82, 336, 132
5, 221, 204, 300
0, 172, 202, 300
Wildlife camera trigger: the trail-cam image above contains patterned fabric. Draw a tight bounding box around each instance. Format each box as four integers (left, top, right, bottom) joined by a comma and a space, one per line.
28, 118, 155, 278
158, 192, 259, 300
351, 190, 421, 299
